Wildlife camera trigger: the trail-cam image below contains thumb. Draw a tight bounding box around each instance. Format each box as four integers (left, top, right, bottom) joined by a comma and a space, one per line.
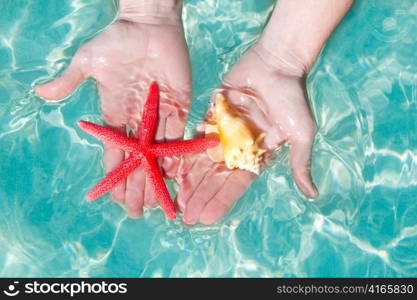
289, 137, 319, 198
36, 56, 86, 101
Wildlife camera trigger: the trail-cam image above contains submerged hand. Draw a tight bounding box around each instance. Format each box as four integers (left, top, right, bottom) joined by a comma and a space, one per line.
175, 0, 352, 225
36, 2, 191, 218
177, 44, 318, 225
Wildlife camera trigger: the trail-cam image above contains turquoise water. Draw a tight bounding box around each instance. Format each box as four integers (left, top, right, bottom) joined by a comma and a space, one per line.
1, 0, 416, 277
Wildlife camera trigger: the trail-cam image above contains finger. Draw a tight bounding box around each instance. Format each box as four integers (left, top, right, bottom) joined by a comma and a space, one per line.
103, 124, 127, 203
125, 129, 146, 217
144, 175, 158, 208
289, 138, 318, 198
176, 152, 214, 213
162, 114, 187, 178
161, 155, 181, 179
161, 92, 189, 177
36, 56, 85, 100
164, 103, 188, 140
199, 169, 255, 225
125, 165, 146, 218
183, 162, 231, 225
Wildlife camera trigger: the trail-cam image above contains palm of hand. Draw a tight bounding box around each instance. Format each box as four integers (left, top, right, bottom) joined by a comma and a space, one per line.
177, 48, 318, 225
36, 21, 191, 217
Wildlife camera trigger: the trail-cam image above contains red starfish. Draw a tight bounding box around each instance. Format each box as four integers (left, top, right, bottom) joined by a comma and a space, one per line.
78, 82, 219, 220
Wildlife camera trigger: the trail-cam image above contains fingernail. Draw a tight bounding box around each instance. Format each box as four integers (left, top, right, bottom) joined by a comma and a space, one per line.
126, 208, 142, 219
110, 192, 124, 203
308, 185, 319, 198
183, 216, 197, 226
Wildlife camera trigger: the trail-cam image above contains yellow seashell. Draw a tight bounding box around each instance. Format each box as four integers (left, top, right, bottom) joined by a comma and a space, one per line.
206, 93, 266, 174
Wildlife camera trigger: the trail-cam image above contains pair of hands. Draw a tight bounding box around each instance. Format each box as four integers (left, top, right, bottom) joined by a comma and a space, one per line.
36, 8, 317, 225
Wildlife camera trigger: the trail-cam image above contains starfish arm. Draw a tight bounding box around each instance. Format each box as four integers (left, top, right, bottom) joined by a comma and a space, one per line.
149, 137, 220, 157
139, 82, 159, 145
87, 156, 141, 201
144, 155, 176, 220
78, 121, 137, 153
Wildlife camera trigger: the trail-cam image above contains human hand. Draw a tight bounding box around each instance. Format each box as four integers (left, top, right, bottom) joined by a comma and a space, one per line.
175, 0, 354, 225
36, 0, 191, 218
176, 43, 318, 225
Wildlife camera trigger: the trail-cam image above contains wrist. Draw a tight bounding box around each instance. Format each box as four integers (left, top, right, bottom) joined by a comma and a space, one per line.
254, 0, 353, 76
253, 0, 319, 76
252, 40, 309, 77
118, 0, 182, 25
